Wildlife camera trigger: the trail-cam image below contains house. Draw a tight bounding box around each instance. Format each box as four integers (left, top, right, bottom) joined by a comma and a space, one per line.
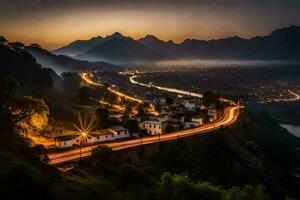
183, 114, 204, 129
55, 126, 130, 149
184, 121, 200, 129
167, 118, 182, 130
54, 134, 82, 148
191, 115, 204, 125
138, 120, 167, 135
87, 129, 115, 144
208, 104, 218, 120
109, 126, 130, 139
181, 100, 196, 112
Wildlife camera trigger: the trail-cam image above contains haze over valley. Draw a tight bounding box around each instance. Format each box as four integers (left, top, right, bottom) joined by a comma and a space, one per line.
1, 1, 300, 200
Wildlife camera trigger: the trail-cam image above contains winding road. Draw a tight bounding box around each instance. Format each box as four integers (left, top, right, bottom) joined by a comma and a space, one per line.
48, 72, 241, 166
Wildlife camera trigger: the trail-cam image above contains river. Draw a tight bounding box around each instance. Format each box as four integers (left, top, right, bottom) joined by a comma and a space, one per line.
281, 124, 300, 138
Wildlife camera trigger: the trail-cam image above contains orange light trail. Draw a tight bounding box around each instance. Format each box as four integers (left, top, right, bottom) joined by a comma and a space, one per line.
48, 105, 242, 165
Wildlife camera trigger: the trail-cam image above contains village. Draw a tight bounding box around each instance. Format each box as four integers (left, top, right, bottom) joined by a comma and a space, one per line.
54, 91, 221, 149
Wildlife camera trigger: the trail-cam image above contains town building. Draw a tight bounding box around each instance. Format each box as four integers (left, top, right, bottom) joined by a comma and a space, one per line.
87, 129, 115, 144
54, 126, 130, 148
181, 100, 197, 112
208, 104, 218, 120
138, 120, 167, 135
109, 126, 130, 139
54, 134, 82, 148
184, 115, 204, 129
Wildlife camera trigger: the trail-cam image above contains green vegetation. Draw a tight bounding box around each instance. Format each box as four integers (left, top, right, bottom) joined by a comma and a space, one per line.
72, 106, 300, 200
1, 36, 299, 200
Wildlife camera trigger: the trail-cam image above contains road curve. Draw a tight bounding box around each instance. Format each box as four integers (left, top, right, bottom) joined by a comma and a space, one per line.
48, 105, 240, 165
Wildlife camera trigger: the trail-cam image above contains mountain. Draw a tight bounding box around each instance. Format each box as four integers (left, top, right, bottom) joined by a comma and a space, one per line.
54, 25, 300, 63
53, 32, 131, 57
27, 45, 118, 73
173, 25, 300, 60
138, 34, 176, 56
53, 36, 103, 57
0, 42, 55, 89
76, 33, 166, 64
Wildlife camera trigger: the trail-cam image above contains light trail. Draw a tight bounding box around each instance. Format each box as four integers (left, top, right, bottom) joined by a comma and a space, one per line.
48, 105, 241, 165
99, 100, 125, 111
107, 87, 143, 103
47, 71, 243, 166
80, 73, 103, 86
129, 74, 203, 98
81, 72, 143, 103
272, 90, 300, 103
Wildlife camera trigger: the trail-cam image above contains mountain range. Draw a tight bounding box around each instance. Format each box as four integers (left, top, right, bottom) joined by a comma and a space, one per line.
26, 45, 118, 73
53, 25, 300, 64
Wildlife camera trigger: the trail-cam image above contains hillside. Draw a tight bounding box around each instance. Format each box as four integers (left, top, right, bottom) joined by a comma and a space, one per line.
26, 45, 118, 73
0, 42, 55, 90
53, 36, 103, 57
1, 105, 300, 199
75, 106, 300, 200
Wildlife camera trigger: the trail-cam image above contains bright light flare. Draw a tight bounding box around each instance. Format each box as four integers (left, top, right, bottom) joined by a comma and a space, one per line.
73, 113, 95, 136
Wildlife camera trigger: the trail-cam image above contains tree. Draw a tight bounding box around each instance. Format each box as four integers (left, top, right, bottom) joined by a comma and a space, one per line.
225, 185, 270, 200
12, 96, 49, 124
91, 145, 114, 175
166, 97, 174, 106
160, 173, 174, 200
32, 144, 49, 163
125, 103, 134, 115
61, 72, 82, 92
137, 103, 145, 116
0, 36, 8, 44
9, 42, 25, 50
124, 119, 138, 130
77, 86, 91, 101
203, 91, 221, 107
95, 108, 110, 129
0, 77, 20, 112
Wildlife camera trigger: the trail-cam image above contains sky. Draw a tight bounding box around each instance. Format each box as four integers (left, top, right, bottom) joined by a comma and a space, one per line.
0, 0, 299, 49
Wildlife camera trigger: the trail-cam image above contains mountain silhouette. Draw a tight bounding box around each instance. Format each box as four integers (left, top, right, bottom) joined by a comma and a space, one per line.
53, 36, 103, 57
27, 45, 118, 73
54, 25, 300, 63
76, 35, 166, 64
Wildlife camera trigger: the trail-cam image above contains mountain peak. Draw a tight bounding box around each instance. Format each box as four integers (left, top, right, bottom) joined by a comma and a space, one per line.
90, 36, 103, 40
144, 34, 159, 40
109, 32, 125, 38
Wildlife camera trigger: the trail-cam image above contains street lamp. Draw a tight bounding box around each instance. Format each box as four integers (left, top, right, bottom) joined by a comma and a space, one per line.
80, 132, 87, 161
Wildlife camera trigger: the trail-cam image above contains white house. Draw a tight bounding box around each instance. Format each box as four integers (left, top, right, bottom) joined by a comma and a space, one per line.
87, 129, 115, 144
208, 104, 218, 120
55, 126, 130, 148
191, 115, 204, 125
181, 100, 196, 112
109, 126, 130, 139
88, 126, 130, 143
138, 120, 167, 135
54, 134, 82, 148
184, 121, 200, 129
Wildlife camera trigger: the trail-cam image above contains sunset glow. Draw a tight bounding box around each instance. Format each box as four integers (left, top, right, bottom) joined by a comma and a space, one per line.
1, 0, 300, 49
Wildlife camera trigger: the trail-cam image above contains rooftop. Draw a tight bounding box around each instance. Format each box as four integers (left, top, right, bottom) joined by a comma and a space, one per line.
110, 126, 128, 132
55, 134, 81, 142
88, 129, 113, 137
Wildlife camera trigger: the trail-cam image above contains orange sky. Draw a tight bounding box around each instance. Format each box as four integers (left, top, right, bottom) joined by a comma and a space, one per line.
1, 0, 299, 49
